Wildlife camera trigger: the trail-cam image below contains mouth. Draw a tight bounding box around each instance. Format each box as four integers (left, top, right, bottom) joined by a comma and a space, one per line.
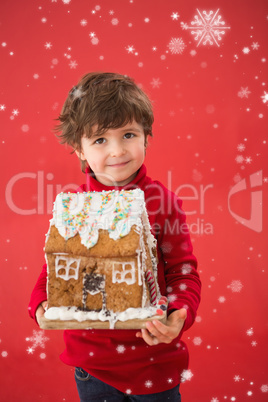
108, 161, 130, 168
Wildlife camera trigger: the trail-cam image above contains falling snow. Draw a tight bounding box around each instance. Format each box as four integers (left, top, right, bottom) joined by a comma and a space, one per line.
227, 280, 243, 293
167, 38, 186, 54
25, 330, 49, 353
181, 9, 230, 47
238, 87, 251, 98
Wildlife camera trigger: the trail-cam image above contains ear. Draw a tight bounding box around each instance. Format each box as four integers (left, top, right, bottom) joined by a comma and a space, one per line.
75, 149, 87, 161
144, 136, 148, 149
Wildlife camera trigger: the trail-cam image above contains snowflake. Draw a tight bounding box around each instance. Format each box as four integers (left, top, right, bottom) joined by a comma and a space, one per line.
218, 296, 226, 303
12, 109, 19, 116
260, 384, 268, 393
89, 32, 96, 38
116, 345, 126, 354
179, 283, 187, 291
246, 328, 254, 336
62, 0, 71, 4
261, 91, 268, 104
238, 87, 251, 99
237, 143, 246, 152
44, 42, 52, 49
251, 340, 257, 347
181, 9, 230, 47
193, 337, 202, 346
171, 12, 179, 20
125, 45, 135, 54
242, 47, 250, 54
167, 38, 186, 54
235, 155, 244, 164
125, 389, 132, 394
109, 10, 114, 15
145, 380, 153, 388
251, 42, 260, 50
0, 104, 6, 111
25, 330, 49, 353
150, 78, 162, 89
181, 369, 194, 382
245, 156, 252, 164
227, 280, 243, 293
111, 18, 119, 25
181, 263, 192, 275
234, 375, 241, 382
167, 378, 173, 384
211, 398, 219, 402
168, 294, 177, 303
80, 19, 88, 26
69, 60, 78, 69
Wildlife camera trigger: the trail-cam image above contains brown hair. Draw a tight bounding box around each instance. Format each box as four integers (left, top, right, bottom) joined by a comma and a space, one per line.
55, 72, 154, 171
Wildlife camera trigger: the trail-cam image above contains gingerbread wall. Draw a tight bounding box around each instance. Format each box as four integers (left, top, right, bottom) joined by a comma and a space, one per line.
1, 0, 267, 401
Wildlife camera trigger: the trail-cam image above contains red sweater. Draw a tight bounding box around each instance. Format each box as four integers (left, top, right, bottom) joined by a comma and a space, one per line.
28, 164, 201, 395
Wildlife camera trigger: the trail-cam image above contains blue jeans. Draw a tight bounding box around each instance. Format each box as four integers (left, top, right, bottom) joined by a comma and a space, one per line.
75, 367, 181, 402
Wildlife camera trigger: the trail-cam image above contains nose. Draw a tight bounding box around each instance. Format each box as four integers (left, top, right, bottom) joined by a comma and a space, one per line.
109, 139, 125, 157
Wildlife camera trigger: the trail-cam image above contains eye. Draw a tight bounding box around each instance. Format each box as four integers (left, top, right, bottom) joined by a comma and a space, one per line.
124, 132, 135, 139
94, 137, 106, 145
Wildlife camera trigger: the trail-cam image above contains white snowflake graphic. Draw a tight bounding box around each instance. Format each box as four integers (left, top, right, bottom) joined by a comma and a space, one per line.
179, 283, 187, 291
150, 78, 162, 89
171, 12, 179, 20
238, 87, 251, 99
181, 9, 230, 47
44, 42, 52, 49
227, 280, 243, 293
237, 143, 246, 152
145, 380, 153, 388
193, 337, 202, 346
242, 47, 250, 54
181, 263, 193, 275
126, 45, 135, 54
234, 375, 241, 382
167, 378, 174, 384
69, 60, 78, 69
261, 91, 268, 104
218, 296, 226, 303
246, 328, 254, 336
26, 330, 49, 353
211, 398, 219, 402
116, 345, 126, 354
167, 38, 186, 54
80, 19, 88, 26
125, 389, 132, 394
181, 369, 194, 382
251, 42, 260, 50
235, 155, 244, 164
260, 384, 268, 393
251, 340, 257, 347
0, 104, 6, 111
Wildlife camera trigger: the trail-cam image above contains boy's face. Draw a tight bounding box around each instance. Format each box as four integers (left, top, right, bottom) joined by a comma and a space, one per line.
76, 121, 147, 186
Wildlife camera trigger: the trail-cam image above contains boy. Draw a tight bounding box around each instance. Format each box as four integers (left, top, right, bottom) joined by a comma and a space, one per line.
29, 72, 201, 401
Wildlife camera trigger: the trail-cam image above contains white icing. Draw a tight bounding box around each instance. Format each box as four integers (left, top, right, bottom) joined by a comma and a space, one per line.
112, 261, 136, 285
55, 255, 80, 281
44, 305, 161, 326
51, 189, 146, 249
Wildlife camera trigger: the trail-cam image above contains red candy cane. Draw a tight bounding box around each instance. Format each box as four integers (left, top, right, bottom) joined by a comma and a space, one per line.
145, 270, 157, 305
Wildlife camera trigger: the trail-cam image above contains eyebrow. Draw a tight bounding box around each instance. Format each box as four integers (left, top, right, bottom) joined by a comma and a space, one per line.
90, 126, 143, 138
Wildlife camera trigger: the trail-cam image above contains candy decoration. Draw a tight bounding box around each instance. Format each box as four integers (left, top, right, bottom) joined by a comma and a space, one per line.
145, 270, 157, 305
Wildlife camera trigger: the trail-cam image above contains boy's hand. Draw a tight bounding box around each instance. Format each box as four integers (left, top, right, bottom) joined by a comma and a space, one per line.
136, 308, 187, 346
36, 301, 48, 326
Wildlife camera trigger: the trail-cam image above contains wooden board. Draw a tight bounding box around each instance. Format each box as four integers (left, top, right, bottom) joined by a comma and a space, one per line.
39, 309, 167, 330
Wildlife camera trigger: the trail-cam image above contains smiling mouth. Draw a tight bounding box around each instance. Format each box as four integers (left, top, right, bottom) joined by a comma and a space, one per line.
108, 161, 130, 167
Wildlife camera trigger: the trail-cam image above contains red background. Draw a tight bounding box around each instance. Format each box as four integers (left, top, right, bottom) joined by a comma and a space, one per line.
1, 0, 268, 401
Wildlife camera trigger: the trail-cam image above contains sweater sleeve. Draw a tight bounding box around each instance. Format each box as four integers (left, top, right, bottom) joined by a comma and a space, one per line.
28, 264, 48, 325
156, 189, 201, 333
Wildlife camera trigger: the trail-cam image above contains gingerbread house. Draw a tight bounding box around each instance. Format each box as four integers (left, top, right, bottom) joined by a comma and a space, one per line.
44, 189, 160, 327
